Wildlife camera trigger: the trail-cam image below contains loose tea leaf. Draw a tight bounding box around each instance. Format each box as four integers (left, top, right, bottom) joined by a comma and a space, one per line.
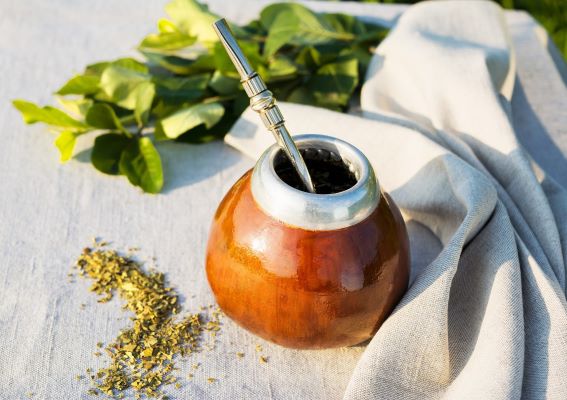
12, 0, 388, 193
73, 242, 222, 398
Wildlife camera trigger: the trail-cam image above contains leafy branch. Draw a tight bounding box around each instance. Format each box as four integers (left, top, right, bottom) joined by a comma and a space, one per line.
12, 0, 388, 193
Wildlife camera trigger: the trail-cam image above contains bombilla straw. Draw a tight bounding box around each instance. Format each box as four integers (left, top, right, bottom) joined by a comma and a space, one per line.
212, 18, 316, 194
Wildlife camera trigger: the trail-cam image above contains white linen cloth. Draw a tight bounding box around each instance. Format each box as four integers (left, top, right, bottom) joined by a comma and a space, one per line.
1, 0, 566, 399
225, 1, 567, 399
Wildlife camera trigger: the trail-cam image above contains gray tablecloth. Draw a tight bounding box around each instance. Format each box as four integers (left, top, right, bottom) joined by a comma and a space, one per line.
0, 1, 565, 399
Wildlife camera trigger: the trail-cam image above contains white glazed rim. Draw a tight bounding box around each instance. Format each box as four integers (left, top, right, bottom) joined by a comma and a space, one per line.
251, 134, 380, 231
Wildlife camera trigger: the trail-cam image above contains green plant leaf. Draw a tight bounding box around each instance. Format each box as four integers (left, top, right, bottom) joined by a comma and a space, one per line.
209, 71, 240, 95
12, 100, 88, 129
320, 13, 366, 35
288, 54, 359, 110
153, 74, 210, 101
86, 58, 148, 80
177, 93, 248, 144
212, 40, 264, 75
54, 131, 81, 162
354, 27, 389, 45
265, 56, 297, 82
158, 18, 177, 33
295, 46, 321, 70
135, 82, 156, 127
160, 103, 224, 139
110, 58, 149, 74
153, 121, 168, 142
165, 0, 219, 43
212, 42, 238, 74
86, 103, 129, 135
139, 31, 196, 51
56, 75, 100, 95
261, 3, 353, 57
119, 137, 163, 193
259, 3, 296, 29
85, 61, 111, 77
311, 55, 359, 108
99, 62, 150, 109
91, 133, 131, 175
57, 97, 93, 118
241, 19, 267, 36
287, 86, 316, 105
142, 51, 215, 75
344, 45, 373, 76
152, 100, 182, 121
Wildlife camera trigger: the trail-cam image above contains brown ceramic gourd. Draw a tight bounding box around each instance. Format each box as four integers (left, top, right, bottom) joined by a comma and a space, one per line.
206, 135, 410, 349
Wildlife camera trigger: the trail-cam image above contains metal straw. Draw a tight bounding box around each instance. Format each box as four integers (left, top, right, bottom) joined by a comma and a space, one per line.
212, 18, 316, 193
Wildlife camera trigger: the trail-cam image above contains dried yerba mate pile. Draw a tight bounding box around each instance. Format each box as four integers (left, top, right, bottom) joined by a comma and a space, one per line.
71, 241, 222, 399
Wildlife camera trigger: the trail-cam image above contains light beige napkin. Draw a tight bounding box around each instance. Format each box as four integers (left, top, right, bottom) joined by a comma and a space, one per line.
225, 1, 567, 399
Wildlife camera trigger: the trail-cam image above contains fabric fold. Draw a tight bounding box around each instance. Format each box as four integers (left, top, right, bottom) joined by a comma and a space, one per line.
225, 1, 567, 398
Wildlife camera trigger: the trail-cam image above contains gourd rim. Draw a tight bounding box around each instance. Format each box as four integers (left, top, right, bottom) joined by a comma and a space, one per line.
251, 134, 380, 231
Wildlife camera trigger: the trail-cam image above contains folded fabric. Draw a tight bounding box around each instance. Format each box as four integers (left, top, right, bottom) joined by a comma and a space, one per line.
225, 1, 567, 399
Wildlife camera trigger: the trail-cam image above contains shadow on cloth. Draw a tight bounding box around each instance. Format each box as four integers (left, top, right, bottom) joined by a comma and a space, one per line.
158, 141, 242, 194
511, 79, 567, 189
74, 139, 244, 193
157, 141, 243, 193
